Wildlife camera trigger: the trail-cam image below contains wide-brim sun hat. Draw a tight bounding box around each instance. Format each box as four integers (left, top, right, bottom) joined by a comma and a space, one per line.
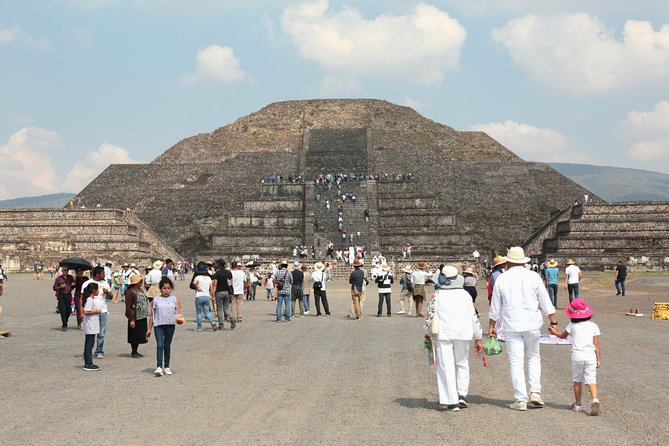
464, 267, 475, 275
417, 261, 428, 269
566, 259, 576, 265
122, 262, 130, 268
130, 263, 136, 268
441, 265, 459, 278
565, 298, 593, 319
293, 261, 301, 269
129, 274, 143, 285
547, 258, 558, 268
153, 260, 163, 269
314, 262, 325, 271
352, 259, 363, 267
402, 266, 413, 274
280, 259, 288, 266
436, 265, 464, 289
491, 255, 506, 268
381, 262, 390, 271
504, 246, 530, 264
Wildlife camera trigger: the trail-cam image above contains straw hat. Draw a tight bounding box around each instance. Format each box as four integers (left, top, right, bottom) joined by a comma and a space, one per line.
128, 274, 143, 285
153, 260, 163, 269
566, 259, 576, 265
565, 298, 593, 319
547, 258, 558, 268
504, 246, 530, 264
130, 263, 136, 268
464, 267, 475, 275
491, 255, 506, 268
122, 262, 130, 268
417, 261, 428, 269
301, 264, 308, 270
352, 259, 363, 267
280, 259, 288, 266
402, 265, 413, 274
314, 262, 325, 271
441, 265, 459, 278
380, 262, 390, 272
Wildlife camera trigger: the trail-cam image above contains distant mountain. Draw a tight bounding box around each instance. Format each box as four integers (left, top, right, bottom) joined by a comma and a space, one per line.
549, 163, 669, 202
0, 193, 74, 209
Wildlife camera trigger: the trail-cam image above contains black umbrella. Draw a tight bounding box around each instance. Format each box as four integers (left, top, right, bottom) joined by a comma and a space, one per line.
59, 257, 93, 271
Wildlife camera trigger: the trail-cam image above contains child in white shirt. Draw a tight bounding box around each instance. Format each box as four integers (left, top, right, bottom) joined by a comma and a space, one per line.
549, 298, 601, 415
82, 283, 103, 371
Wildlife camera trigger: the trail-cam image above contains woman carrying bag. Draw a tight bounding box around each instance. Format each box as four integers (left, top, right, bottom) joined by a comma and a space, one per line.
424, 265, 483, 411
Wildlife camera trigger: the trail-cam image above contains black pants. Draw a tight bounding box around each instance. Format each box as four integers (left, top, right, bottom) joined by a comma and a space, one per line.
377, 293, 391, 315
84, 334, 95, 366
314, 289, 330, 315
57, 293, 72, 327
464, 286, 477, 303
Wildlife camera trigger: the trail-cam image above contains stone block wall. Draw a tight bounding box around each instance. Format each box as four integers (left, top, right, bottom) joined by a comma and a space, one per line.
0, 209, 179, 271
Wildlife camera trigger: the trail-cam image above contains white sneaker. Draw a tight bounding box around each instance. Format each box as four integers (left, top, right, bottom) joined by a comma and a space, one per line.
304, 311, 310, 315
154, 367, 163, 377
163, 368, 173, 375
408, 312, 412, 316
509, 401, 527, 411
529, 392, 545, 407
397, 310, 406, 314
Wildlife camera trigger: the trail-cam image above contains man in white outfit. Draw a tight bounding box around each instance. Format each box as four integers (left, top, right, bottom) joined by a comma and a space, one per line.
489, 246, 558, 411
425, 265, 483, 411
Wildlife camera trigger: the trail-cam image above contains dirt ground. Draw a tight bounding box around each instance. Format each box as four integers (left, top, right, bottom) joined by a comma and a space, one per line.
0, 271, 667, 445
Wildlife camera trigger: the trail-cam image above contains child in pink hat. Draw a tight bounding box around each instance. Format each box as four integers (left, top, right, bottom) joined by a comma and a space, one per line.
549, 298, 601, 415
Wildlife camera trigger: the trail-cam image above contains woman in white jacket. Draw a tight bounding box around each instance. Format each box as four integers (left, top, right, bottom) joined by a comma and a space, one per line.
425, 265, 483, 411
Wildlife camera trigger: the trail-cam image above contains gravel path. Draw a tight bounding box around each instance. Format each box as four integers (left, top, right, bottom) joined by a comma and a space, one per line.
0, 272, 667, 445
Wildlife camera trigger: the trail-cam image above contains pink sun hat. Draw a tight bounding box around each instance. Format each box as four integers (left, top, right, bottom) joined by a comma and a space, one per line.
565, 298, 593, 319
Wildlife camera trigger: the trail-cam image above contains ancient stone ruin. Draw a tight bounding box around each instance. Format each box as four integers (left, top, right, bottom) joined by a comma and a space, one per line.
0, 209, 178, 270
75, 99, 595, 263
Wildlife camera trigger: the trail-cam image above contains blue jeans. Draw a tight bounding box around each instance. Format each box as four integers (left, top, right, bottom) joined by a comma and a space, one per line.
95, 313, 107, 355
276, 292, 291, 321
154, 324, 175, 368
548, 284, 558, 307
615, 278, 625, 295
304, 293, 310, 312
195, 295, 213, 328
568, 284, 579, 302
84, 334, 95, 366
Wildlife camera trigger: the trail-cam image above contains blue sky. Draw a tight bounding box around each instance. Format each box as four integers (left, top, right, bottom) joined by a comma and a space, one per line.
1, 0, 669, 199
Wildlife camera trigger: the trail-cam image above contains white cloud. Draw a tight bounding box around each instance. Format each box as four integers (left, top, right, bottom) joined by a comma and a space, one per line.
180, 45, 246, 85
0, 128, 62, 199
470, 120, 592, 163
62, 143, 137, 192
621, 101, 669, 161
281, 0, 466, 85
0, 25, 52, 50
492, 14, 669, 94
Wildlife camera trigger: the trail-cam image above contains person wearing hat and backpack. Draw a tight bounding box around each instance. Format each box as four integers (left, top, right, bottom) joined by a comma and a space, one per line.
375, 262, 394, 317
273, 260, 293, 321
398, 265, 414, 315
424, 265, 483, 411
311, 262, 330, 316
489, 246, 558, 411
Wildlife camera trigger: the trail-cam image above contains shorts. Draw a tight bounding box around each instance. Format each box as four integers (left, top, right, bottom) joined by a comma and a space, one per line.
572, 360, 597, 384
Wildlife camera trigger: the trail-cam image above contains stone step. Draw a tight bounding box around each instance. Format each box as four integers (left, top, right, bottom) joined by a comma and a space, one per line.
581, 203, 669, 215
0, 224, 138, 236
559, 220, 669, 233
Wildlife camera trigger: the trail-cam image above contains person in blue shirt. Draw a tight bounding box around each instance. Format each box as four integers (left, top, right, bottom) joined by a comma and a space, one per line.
544, 259, 560, 308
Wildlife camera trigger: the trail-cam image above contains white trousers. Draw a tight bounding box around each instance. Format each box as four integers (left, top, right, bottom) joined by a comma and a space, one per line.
505, 330, 541, 402
434, 339, 471, 405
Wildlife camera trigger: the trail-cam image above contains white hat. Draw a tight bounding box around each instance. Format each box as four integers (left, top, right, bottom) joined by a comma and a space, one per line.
441, 265, 459, 278
153, 260, 163, 269
381, 262, 390, 272
504, 246, 531, 264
